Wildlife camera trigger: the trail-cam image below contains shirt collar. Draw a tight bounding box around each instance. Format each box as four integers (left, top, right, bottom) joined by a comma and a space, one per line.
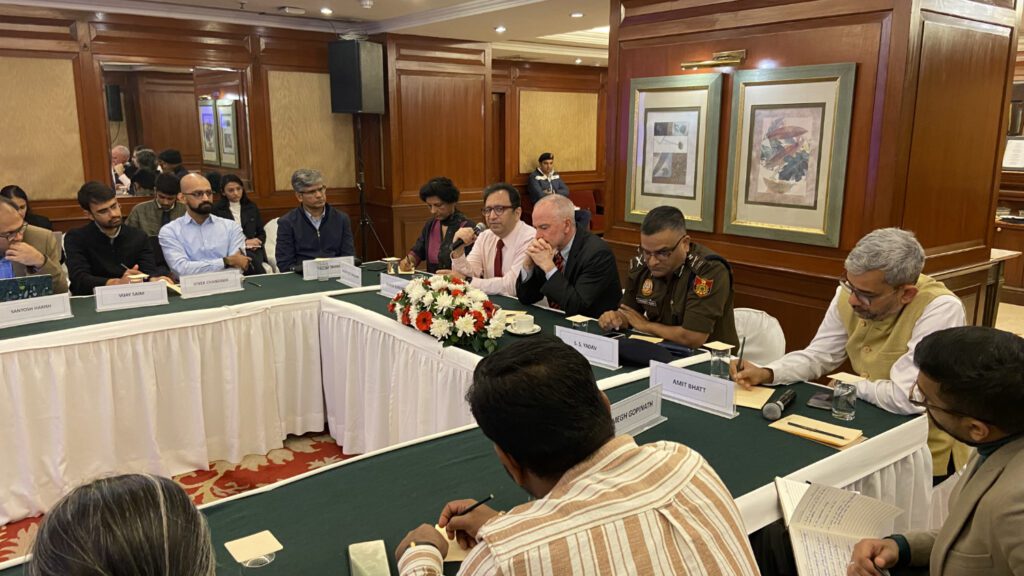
93, 221, 121, 240
560, 233, 576, 260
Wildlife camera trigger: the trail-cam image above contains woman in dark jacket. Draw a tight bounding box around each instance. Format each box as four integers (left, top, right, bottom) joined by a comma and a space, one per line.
212, 174, 267, 275
400, 177, 474, 273
1, 185, 52, 229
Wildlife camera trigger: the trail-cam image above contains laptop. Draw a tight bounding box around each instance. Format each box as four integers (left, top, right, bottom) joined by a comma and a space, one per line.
0, 275, 55, 302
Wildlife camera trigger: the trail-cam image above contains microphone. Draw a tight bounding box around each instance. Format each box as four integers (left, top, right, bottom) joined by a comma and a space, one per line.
761, 389, 797, 421
451, 222, 486, 251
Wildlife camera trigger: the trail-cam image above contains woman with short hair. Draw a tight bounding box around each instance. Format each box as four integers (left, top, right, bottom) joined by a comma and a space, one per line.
400, 176, 474, 273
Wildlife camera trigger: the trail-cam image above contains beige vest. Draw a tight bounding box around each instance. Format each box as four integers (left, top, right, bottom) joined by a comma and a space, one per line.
838, 274, 970, 476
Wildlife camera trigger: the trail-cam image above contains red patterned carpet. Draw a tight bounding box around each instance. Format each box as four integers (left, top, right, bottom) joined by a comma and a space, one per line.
0, 432, 355, 563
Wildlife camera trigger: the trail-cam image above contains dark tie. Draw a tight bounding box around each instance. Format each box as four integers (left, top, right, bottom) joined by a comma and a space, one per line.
493, 239, 504, 277
161, 210, 171, 226
548, 252, 565, 310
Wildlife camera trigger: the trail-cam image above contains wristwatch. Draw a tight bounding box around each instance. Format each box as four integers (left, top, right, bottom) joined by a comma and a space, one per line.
222, 256, 230, 268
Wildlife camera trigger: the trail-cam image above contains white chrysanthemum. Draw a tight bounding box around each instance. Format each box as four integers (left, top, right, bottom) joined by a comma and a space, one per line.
435, 293, 454, 312
454, 314, 477, 337
454, 296, 471, 309
486, 319, 505, 339
406, 281, 427, 302
408, 304, 420, 319
430, 276, 449, 291
468, 289, 488, 303
492, 310, 507, 325
429, 317, 452, 339
395, 308, 404, 323
470, 301, 484, 313
420, 292, 434, 309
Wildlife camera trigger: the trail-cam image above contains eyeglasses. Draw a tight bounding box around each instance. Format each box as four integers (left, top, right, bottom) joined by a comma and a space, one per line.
0, 223, 27, 242
839, 276, 899, 307
299, 185, 327, 196
182, 191, 215, 199
638, 235, 687, 262
909, 383, 972, 418
482, 205, 513, 216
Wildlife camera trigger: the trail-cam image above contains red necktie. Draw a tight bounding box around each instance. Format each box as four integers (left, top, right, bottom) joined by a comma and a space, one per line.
493, 239, 504, 277
549, 253, 565, 310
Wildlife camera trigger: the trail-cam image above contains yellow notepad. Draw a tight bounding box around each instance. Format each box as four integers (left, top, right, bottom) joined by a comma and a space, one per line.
734, 385, 774, 410
435, 525, 469, 562
224, 530, 282, 563
769, 414, 863, 448
629, 334, 664, 344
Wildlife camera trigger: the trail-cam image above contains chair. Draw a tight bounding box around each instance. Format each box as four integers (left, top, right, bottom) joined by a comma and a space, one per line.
734, 307, 786, 365
263, 217, 279, 273
569, 189, 605, 233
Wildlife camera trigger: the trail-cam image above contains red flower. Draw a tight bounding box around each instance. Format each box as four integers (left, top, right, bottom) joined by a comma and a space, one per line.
401, 306, 411, 325
482, 300, 495, 315
450, 277, 464, 285
451, 289, 463, 298
415, 310, 433, 332
472, 310, 485, 331
453, 308, 467, 322
387, 301, 396, 313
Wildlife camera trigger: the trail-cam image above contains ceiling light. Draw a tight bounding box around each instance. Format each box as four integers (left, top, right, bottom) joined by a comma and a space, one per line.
320, 7, 333, 15
570, 11, 584, 18
360, 0, 373, 8
494, 25, 506, 33
278, 6, 305, 14
574, 58, 582, 64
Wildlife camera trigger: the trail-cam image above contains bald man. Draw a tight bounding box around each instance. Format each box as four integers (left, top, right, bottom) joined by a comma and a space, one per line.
158, 173, 249, 278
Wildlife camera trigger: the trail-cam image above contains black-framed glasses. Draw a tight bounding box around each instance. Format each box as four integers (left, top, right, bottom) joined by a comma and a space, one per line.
0, 222, 27, 242
839, 276, 899, 307
482, 205, 513, 216
637, 235, 687, 262
909, 383, 972, 418
299, 185, 327, 196
182, 191, 215, 200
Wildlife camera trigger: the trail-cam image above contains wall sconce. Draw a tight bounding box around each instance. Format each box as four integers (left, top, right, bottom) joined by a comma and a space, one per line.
680, 50, 746, 70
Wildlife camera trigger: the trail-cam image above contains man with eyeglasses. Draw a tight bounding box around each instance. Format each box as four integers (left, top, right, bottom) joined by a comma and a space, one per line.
159, 173, 249, 278
442, 182, 534, 296
732, 227, 969, 483
275, 168, 354, 273
0, 195, 66, 292
599, 206, 737, 348
847, 326, 1024, 576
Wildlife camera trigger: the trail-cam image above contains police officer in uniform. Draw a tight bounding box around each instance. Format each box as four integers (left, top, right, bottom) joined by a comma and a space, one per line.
599, 206, 738, 348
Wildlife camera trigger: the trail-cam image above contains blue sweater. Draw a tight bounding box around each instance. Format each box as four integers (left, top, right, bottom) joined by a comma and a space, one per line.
275, 204, 355, 272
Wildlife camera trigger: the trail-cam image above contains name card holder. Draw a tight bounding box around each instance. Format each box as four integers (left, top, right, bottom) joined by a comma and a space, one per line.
0, 292, 73, 329
95, 281, 169, 312
554, 326, 620, 370
302, 256, 355, 280
378, 274, 409, 299
179, 269, 243, 299
337, 261, 362, 288
652, 360, 737, 419
611, 385, 667, 437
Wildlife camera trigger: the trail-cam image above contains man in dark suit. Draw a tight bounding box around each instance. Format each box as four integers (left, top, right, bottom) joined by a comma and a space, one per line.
516, 194, 620, 317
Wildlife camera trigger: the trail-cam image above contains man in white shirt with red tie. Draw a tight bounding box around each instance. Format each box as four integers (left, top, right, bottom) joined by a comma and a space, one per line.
440, 182, 535, 297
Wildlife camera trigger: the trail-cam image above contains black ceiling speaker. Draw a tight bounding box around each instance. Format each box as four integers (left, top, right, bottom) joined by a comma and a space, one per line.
105, 84, 123, 122
328, 40, 385, 115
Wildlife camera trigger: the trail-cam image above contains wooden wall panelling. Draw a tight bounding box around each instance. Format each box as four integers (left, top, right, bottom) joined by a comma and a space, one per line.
133, 72, 202, 166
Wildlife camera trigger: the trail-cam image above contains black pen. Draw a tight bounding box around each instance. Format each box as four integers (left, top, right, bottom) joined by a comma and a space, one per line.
788, 421, 846, 440
245, 279, 262, 288
456, 494, 494, 517
736, 336, 747, 371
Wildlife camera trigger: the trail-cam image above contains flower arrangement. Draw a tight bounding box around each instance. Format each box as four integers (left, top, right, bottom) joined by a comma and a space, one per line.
387, 274, 506, 353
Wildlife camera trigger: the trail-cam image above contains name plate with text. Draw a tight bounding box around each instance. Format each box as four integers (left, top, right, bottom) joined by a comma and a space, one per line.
337, 261, 362, 288
179, 269, 243, 299
302, 256, 355, 280
554, 326, 619, 370
378, 274, 409, 299
0, 292, 73, 329
612, 385, 667, 437
95, 281, 169, 312
652, 360, 737, 419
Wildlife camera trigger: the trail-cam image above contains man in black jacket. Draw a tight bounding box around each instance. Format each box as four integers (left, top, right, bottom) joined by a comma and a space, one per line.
274, 168, 355, 273
65, 181, 169, 295
516, 194, 620, 317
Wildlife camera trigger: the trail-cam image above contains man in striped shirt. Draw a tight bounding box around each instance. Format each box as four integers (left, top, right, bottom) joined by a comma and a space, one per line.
396, 336, 759, 575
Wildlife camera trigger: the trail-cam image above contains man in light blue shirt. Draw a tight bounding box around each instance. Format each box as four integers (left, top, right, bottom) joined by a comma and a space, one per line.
159, 174, 250, 278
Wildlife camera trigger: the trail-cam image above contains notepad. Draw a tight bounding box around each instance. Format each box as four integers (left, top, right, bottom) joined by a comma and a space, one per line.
565, 314, 595, 323
224, 530, 282, 563
827, 372, 864, 384
734, 384, 774, 410
348, 540, 389, 576
769, 414, 863, 448
435, 525, 469, 562
704, 341, 735, 351
628, 334, 664, 344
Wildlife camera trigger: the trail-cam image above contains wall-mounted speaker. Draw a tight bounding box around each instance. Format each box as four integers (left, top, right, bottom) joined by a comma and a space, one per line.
105, 84, 123, 122
328, 40, 385, 115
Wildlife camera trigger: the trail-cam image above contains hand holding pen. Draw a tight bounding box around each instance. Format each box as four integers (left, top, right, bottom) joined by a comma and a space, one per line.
439, 494, 498, 550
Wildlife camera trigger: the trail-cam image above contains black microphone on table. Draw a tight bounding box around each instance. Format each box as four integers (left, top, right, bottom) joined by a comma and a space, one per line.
762, 389, 797, 421
451, 223, 487, 251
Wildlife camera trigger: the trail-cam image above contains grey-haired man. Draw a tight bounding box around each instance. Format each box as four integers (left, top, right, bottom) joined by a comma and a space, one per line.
274, 168, 354, 273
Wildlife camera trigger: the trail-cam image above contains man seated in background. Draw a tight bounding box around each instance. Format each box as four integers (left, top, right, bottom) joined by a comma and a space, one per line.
275, 168, 354, 273
159, 174, 249, 277
847, 326, 1024, 576
443, 182, 534, 297
396, 336, 758, 576
527, 152, 591, 231
732, 227, 968, 484
516, 194, 620, 317
157, 149, 189, 179
0, 196, 66, 292
110, 144, 132, 191
127, 173, 186, 277
600, 205, 738, 348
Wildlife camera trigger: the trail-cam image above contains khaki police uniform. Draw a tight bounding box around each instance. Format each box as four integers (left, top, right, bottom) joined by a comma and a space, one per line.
622, 242, 738, 347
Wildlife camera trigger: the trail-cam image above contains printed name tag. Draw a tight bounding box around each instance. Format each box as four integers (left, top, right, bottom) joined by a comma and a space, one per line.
0, 292, 73, 329
378, 274, 409, 299
179, 269, 243, 299
337, 261, 362, 288
554, 326, 619, 370
611, 385, 667, 437
302, 256, 355, 280
94, 281, 169, 312
652, 360, 737, 419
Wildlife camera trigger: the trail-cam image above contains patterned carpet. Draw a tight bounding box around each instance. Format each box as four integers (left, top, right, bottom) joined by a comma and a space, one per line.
0, 432, 354, 563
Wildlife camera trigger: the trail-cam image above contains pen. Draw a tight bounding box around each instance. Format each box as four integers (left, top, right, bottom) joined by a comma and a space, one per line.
245, 280, 262, 288
787, 421, 846, 440
736, 336, 747, 371
456, 494, 494, 517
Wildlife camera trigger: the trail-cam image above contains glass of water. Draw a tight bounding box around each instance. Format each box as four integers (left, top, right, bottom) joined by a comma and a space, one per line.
831, 382, 857, 420
316, 260, 331, 282
709, 348, 731, 379
571, 318, 590, 332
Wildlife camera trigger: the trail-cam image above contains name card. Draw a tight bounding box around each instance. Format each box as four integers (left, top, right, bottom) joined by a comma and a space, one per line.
554, 326, 619, 370
612, 385, 667, 437
652, 360, 737, 419
337, 261, 362, 288
94, 281, 169, 312
179, 269, 243, 299
302, 256, 355, 280
0, 292, 73, 329
378, 274, 408, 299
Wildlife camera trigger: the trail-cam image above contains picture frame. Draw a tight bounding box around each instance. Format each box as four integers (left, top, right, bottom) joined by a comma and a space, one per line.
723, 63, 856, 247
215, 99, 239, 169
624, 73, 722, 232
198, 98, 219, 165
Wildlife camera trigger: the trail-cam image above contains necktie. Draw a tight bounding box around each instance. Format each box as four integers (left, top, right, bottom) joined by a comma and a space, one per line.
548, 252, 565, 310
493, 239, 504, 277
161, 210, 171, 226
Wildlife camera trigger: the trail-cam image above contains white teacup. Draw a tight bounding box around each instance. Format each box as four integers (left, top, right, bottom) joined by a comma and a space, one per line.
513, 314, 535, 332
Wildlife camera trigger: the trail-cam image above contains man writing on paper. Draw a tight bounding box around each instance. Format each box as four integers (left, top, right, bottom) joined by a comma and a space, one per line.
395, 336, 759, 576
599, 206, 738, 348
158, 174, 250, 278
847, 326, 1024, 576
515, 194, 621, 317
274, 168, 355, 273
441, 183, 534, 297
0, 196, 67, 292
731, 228, 968, 483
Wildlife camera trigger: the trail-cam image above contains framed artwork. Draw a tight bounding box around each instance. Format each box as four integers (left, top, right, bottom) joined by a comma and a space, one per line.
198, 98, 219, 165
625, 73, 722, 232
215, 99, 239, 168
723, 63, 856, 247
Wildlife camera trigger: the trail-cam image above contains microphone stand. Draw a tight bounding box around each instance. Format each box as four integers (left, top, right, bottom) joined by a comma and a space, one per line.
354, 113, 388, 268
